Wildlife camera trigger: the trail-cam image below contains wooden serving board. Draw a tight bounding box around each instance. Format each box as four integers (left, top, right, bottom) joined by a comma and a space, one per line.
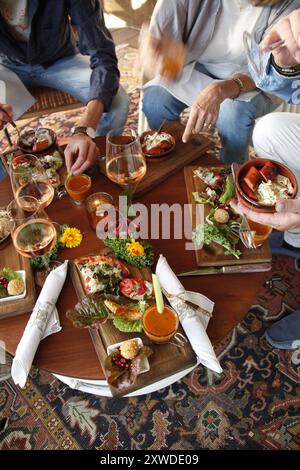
98, 122, 213, 197
184, 165, 272, 268
69, 249, 197, 397
0, 240, 36, 319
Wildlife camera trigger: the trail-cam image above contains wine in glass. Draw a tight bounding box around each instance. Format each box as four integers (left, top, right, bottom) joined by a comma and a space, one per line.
106, 127, 147, 206
7, 196, 57, 259
10, 154, 55, 210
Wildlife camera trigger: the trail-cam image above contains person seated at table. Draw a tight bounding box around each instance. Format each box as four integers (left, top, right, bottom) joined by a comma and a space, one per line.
231, 9, 300, 350
0, 0, 129, 178
141, 0, 298, 164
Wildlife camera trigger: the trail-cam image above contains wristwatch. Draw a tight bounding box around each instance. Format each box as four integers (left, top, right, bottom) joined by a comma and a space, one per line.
72, 126, 96, 139
230, 76, 245, 98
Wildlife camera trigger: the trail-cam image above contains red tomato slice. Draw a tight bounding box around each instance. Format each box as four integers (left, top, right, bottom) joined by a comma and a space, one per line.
120, 278, 149, 300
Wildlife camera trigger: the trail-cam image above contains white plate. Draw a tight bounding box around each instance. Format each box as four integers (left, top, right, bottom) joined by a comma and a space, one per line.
0, 270, 26, 303
107, 337, 150, 374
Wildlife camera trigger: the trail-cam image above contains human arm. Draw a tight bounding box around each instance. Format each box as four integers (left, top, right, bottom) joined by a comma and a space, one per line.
230, 198, 300, 231
249, 9, 300, 103
182, 74, 257, 143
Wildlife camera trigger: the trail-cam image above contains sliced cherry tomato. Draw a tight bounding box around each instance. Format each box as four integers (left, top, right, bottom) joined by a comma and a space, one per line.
120, 278, 151, 300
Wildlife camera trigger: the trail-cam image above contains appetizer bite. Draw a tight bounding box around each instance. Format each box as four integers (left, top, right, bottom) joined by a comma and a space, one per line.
0, 268, 25, 300
18, 128, 55, 153
141, 131, 175, 158
105, 338, 153, 392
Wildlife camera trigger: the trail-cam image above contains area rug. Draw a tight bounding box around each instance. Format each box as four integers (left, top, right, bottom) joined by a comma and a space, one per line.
0, 46, 141, 152
0, 254, 299, 450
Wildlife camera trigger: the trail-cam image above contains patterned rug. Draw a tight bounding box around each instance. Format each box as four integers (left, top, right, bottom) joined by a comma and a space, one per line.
0, 46, 141, 152
1, 255, 300, 450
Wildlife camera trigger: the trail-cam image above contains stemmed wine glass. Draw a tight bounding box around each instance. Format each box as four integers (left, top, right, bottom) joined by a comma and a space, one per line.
9, 154, 55, 210
243, 31, 286, 81
7, 196, 58, 260
106, 127, 147, 207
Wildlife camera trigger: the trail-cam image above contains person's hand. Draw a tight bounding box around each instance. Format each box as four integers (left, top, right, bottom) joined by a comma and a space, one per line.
230, 198, 300, 231
0, 104, 13, 130
262, 9, 300, 67
64, 134, 99, 175
182, 83, 223, 143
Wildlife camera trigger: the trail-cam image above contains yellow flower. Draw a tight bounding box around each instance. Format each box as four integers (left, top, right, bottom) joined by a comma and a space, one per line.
60, 227, 83, 248
126, 239, 145, 257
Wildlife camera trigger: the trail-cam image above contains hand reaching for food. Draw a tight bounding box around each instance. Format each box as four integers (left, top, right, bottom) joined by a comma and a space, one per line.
64, 133, 99, 175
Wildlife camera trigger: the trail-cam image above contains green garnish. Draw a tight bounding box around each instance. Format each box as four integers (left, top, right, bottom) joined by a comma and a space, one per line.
219, 175, 235, 204
112, 317, 143, 333
104, 238, 154, 268
193, 223, 241, 259
0, 267, 21, 282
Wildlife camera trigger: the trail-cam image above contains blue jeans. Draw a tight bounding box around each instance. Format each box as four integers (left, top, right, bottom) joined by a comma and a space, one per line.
0, 54, 130, 181
143, 85, 276, 164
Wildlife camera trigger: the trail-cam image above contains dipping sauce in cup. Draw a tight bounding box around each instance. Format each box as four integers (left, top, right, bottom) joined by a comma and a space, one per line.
85, 192, 113, 230
143, 305, 178, 344
66, 174, 91, 205
247, 219, 272, 247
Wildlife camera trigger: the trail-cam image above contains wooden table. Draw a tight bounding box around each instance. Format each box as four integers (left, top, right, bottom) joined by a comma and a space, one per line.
0, 126, 268, 381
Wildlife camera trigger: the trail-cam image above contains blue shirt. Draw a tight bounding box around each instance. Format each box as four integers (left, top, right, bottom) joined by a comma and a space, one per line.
0, 0, 120, 111
250, 56, 300, 106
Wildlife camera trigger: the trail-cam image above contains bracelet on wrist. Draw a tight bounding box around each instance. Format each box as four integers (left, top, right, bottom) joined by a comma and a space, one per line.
271, 54, 300, 77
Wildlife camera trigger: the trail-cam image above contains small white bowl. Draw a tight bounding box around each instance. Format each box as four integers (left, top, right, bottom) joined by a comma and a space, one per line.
107, 337, 150, 374
0, 270, 26, 303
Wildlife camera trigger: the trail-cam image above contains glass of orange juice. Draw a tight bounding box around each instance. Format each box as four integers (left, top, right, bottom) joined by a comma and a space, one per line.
143, 305, 179, 344
65, 174, 91, 205
247, 220, 272, 247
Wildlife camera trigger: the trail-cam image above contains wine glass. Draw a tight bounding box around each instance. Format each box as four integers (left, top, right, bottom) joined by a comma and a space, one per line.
243, 31, 286, 81
7, 196, 57, 259
9, 154, 55, 210
106, 127, 147, 207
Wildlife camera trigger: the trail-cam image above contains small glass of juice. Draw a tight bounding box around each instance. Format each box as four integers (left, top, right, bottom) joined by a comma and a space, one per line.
247, 219, 273, 247
65, 174, 91, 205
143, 305, 179, 344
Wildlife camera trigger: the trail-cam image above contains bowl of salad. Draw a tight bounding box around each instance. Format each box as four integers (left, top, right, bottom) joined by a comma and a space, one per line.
236, 159, 298, 213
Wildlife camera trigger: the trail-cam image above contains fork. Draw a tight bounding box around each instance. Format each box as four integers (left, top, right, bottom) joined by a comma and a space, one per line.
238, 215, 257, 250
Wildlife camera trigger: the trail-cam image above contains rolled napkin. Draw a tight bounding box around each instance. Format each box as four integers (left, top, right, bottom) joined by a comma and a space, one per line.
12, 261, 68, 388
156, 255, 222, 374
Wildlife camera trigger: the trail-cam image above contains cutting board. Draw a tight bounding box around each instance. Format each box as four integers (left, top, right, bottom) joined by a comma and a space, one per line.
0, 240, 36, 319
184, 165, 272, 268
69, 248, 197, 397
98, 122, 213, 197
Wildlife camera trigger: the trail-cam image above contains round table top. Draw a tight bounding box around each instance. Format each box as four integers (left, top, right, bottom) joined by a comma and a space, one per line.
0, 132, 267, 380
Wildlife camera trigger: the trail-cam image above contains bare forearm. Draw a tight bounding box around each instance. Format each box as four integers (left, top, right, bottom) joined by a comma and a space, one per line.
218, 74, 257, 100
78, 99, 104, 130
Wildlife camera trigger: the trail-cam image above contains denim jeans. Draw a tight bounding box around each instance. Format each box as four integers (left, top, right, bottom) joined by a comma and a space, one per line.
0, 53, 130, 181
143, 85, 276, 164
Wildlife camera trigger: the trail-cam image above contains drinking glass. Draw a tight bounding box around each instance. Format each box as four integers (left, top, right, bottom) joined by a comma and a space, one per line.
7, 196, 57, 259
9, 154, 55, 210
106, 127, 147, 206
243, 31, 286, 81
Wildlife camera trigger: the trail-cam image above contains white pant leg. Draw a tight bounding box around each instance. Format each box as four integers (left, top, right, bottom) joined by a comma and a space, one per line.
253, 112, 300, 248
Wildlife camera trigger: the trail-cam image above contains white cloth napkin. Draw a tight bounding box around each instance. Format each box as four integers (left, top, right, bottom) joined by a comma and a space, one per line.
11, 261, 68, 388
156, 255, 222, 374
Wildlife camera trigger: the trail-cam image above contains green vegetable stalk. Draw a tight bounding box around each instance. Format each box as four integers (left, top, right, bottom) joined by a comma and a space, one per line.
193, 223, 241, 259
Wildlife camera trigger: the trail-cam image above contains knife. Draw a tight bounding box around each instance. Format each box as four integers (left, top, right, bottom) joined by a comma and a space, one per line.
177, 263, 272, 277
